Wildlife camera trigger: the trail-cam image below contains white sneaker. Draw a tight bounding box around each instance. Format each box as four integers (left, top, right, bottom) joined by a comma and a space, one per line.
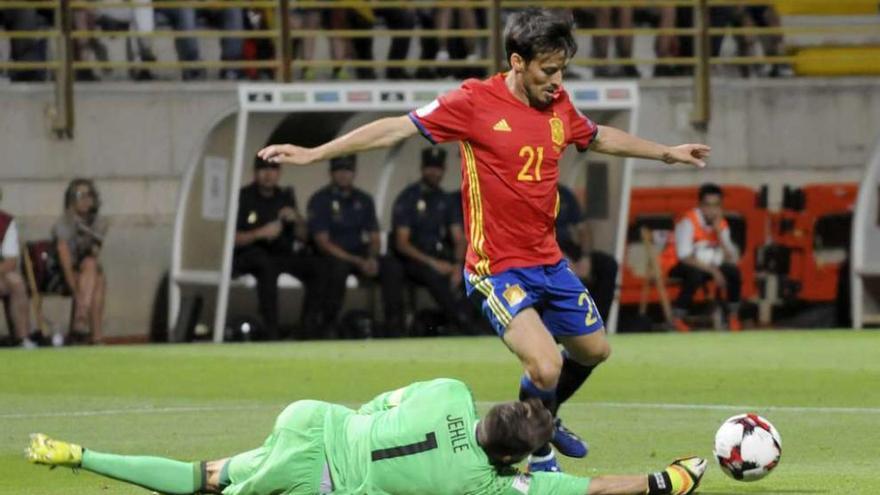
435, 50, 450, 62
52, 333, 64, 347
20, 338, 38, 350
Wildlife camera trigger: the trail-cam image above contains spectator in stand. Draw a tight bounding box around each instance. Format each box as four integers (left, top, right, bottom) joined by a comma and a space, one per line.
654, 5, 786, 77
0, 194, 40, 348
95, 0, 158, 81
416, 4, 486, 80
572, 7, 638, 78
382, 148, 472, 336
306, 155, 388, 337
348, 6, 415, 79
739, 5, 788, 77
555, 185, 618, 322
233, 158, 323, 340
52, 179, 107, 344
660, 183, 742, 332
154, 3, 244, 80
0, 6, 49, 82
71, 6, 106, 81
286, 6, 351, 80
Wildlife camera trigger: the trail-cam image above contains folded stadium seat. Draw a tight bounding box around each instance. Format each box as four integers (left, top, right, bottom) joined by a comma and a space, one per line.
762, 183, 857, 304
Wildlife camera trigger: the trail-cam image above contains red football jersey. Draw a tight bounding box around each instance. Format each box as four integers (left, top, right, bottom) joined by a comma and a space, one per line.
408, 73, 599, 275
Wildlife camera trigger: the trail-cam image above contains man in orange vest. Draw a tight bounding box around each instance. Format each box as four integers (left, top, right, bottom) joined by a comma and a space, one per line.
664, 183, 741, 332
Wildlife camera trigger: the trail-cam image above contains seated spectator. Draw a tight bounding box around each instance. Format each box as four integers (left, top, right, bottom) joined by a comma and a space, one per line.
0, 203, 40, 348
555, 184, 618, 321
382, 148, 472, 336
660, 183, 741, 332
154, 3, 244, 80
51, 179, 107, 344
233, 158, 322, 340
0, 7, 49, 82
306, 155, 390, 338
572, 7, 638, 78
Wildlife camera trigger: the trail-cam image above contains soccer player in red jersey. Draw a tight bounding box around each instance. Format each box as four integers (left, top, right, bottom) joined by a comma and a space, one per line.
259, 8, 709, 472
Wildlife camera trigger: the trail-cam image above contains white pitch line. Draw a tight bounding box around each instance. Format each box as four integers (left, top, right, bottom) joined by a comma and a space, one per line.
2, 401, 880, 420
0, 404, 272, 420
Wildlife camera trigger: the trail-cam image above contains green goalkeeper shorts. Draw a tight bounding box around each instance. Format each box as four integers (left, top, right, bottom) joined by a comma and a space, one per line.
222, 400, 330, 495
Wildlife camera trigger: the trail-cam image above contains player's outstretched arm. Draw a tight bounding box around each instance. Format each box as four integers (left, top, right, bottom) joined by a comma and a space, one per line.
592, 125, 710, 168
257, 115, 419, 166
587, 457, 707, 495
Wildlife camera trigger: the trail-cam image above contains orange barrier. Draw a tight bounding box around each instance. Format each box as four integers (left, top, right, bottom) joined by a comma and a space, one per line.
621, 185, 768, 307
763, 183, 857, 303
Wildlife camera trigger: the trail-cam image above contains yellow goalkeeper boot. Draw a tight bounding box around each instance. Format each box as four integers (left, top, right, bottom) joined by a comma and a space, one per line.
25, 433, 83, 468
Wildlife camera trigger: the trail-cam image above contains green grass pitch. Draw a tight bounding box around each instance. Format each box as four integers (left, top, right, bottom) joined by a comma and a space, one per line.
2, 330, 878, 494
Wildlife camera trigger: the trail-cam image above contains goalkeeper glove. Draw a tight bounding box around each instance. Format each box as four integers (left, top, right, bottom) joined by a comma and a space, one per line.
647, 456, 707, 495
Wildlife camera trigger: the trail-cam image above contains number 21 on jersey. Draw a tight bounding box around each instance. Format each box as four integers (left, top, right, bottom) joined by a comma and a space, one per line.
517, 146, 544, 182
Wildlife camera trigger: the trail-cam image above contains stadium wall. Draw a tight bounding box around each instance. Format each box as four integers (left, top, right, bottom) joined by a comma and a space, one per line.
1, 78, 877, 338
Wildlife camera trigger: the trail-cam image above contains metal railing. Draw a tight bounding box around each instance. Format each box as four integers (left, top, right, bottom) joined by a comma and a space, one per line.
1, 0, 878, 136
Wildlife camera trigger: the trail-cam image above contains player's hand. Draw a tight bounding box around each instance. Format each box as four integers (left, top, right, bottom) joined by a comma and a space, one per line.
278, 206, 297, 223
432, 259, 455, 276
710, 268, 726, 289
665, 457, 708, 495
259, 221, 283, 241
662, 144, 711, 168
360, 257, 379, 277
257, 144, 319, 166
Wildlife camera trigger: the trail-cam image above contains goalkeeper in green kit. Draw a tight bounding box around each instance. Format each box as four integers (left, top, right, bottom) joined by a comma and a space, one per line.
27, 379, 706, 494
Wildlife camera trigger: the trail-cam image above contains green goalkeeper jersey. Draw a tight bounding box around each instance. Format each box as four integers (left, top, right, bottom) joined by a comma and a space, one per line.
322, 378, 591, 495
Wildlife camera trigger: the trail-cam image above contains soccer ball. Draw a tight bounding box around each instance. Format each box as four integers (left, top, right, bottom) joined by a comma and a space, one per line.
714, 413, 782, 481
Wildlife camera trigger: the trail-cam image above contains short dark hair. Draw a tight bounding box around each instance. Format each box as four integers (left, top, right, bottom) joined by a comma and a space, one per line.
698, 183, 723, 202
504, 9, 577, 65
253, 157, 280, 170
330, 154, 357, 172
480, 399, 554, 466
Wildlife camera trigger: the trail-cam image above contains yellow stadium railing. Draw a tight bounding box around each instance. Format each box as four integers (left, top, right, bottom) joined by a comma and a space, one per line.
1, 0, 878, 136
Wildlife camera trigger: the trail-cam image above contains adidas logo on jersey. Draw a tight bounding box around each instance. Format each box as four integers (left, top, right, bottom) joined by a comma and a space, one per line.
493, 119, 512, 132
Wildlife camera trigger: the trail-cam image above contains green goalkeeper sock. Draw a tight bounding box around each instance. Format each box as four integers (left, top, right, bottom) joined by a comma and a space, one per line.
81, 449, 203, 495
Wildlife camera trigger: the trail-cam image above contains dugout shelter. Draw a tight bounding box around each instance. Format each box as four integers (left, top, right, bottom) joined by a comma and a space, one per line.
169, 81, 640, 342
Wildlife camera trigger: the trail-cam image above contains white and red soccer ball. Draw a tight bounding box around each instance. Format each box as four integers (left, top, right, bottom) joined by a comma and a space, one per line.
714, 413, 782, 481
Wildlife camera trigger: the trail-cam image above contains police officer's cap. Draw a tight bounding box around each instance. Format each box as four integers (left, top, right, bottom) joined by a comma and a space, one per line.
330, 154, 357, 172
421, 147, 447, 168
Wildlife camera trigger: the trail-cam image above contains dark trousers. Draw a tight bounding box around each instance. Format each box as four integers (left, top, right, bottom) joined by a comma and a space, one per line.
582, 251, 618, 322
349, 9, 415, 79
1, 9, 49, 81
381, 255, 469, 336
232, 249, 322, 339
670, 262, 741, 310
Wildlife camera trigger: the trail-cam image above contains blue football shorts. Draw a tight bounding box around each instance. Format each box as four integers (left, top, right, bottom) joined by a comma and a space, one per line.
464, 259, 605, 338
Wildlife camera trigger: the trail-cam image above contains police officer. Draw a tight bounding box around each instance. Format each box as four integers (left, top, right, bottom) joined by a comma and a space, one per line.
556, 184, 618, 322
233, 158, 322, 340
383, 147, 471, 336
307, 155, 383, 337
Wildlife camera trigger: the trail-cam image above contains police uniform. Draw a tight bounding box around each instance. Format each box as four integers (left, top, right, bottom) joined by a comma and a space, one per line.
233, 179, 321, 340
383, 149, 469, 335
306, 159, 382, 334
555, 185, 618, 322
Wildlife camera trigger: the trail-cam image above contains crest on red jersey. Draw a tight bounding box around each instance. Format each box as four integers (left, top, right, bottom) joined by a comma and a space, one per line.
549, 117, 565, 146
